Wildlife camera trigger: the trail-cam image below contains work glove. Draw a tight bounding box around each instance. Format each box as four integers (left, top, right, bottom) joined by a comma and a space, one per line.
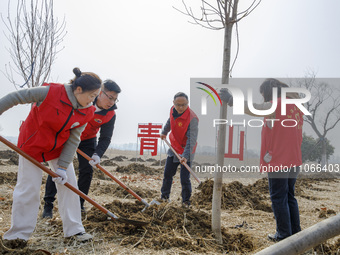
89, 153, 100, 167
263, 152, 272, 163
219, 88, 233, 106
52, 168, 68, 185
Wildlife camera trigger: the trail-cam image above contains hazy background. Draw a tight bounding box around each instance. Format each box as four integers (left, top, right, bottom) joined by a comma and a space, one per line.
0, 0, 339, 159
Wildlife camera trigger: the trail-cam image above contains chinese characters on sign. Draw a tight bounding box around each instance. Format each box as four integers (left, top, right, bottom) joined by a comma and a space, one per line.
137, 123, 162, 156
224, 126, 245, 161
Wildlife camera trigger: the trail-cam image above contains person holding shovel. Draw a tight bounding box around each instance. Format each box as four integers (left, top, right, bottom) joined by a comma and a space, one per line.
220, 78, 303, 242
0, 68, 101, 246
160, 92, 199, 208
43, 79, 121, 218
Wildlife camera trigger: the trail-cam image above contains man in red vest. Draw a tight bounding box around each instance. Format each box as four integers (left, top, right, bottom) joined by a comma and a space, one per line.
43, 79, 121, 218
160, 92, 199, 208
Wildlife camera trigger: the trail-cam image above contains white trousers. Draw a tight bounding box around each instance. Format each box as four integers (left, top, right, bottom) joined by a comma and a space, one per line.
3, 156, 84, 240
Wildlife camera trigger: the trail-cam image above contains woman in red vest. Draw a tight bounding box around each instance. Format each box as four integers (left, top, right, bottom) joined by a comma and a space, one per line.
220, 78, 303, 242
0, 68, 101, 246
43, 79, 121, 217
160, 92, 199, 208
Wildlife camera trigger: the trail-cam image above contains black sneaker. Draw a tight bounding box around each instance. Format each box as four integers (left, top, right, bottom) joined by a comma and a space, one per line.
42, 207, 53, 218
160, 197, 170, 203
182, 201, 191, 209
267, 233, 284, 242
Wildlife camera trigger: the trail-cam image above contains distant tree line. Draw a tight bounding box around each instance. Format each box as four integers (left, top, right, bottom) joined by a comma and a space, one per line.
301, 133, 334, 163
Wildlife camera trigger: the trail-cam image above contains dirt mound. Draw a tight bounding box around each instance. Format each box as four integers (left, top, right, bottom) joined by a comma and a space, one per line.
250, 178, 305, 196
100, 160, 119, 167
0, 172, 17, 185
317, 208, 337, 218
151, 159, 167, 166
0, 237, 49, 255
250, 178, 269, 194
192, 177, 334, 210
116, 163, 163, 175
0, 157, 19, 166
0, 150, 19, 165
110, 155, 127, 162
91, 169, 111, 180
73, 157, 119, 169
85, 200, 256, 253
0, 150, 17, 159
145, 158, 157, 162
129, 157, 145, 162
192, 179, 272, 212
91, 182, 158, 199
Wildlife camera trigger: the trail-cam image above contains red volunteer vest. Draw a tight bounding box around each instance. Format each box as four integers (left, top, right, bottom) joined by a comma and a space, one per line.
260, 98, 303, 170
80, 109, 116, 141
17, 83, 95, 162
169, 106, 198, 154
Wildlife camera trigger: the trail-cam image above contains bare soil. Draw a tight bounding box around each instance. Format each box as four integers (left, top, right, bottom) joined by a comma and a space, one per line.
0, 148, 339, 254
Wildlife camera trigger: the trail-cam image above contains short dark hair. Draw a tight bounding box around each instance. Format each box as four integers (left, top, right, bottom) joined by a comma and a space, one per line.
103, 79, 121, 93
70, 67, 102, 92
259, 78, 288, 102
174, 92, 188, 100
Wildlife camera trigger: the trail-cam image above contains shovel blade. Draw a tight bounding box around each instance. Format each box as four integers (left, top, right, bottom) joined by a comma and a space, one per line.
141, 199, 160, 212
149, 200, 161, 206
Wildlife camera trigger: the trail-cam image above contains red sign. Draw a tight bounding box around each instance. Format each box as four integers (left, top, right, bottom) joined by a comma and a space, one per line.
224, 126, 244, 161
137, 123, 162, 156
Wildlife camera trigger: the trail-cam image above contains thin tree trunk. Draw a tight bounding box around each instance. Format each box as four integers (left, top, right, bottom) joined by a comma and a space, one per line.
321, 138, 327, 166
212, 21, 233, 244
212, 103, 227, 243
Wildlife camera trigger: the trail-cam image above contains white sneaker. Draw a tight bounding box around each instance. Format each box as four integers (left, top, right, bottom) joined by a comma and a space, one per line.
74, 232, 93, 242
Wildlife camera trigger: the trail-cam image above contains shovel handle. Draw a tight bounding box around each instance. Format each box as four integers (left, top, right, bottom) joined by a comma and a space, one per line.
0, 135, 119, 220
76, 149, 149, 207
163, 139, 201, 184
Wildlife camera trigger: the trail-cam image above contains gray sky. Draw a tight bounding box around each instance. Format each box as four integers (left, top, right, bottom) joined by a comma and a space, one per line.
0, 0, 340, 156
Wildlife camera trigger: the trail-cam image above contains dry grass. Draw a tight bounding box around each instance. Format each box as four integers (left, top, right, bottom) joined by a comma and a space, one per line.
0, 148, 339, 254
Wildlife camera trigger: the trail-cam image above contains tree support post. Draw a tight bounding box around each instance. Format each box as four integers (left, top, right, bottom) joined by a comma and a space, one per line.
255, 213, 340, 255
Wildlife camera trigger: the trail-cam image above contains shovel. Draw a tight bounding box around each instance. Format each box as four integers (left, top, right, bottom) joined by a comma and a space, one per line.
77, 149, 160, 212
163, 139, 202, 185
0, 135, 149, 227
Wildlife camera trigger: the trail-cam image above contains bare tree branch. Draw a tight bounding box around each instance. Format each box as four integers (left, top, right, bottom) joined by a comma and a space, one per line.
174, 0, 261, 76
235, 0, 262, 23
1, 0, 67, 88
294, 71, 340, 165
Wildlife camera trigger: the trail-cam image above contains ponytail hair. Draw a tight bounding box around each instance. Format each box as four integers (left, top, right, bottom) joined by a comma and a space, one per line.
70, 67, 102, 92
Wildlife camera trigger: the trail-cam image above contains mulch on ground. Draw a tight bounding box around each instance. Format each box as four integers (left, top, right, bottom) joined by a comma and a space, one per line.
84, 200, 256, 253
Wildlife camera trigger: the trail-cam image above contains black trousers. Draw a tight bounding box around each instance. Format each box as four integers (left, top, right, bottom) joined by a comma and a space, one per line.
160, 156, 192, 203
44, 140, 96, 209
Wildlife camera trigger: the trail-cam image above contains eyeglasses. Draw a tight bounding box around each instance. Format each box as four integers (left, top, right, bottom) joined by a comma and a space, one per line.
102, 90, 119, 103
174, 103, 188, 108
